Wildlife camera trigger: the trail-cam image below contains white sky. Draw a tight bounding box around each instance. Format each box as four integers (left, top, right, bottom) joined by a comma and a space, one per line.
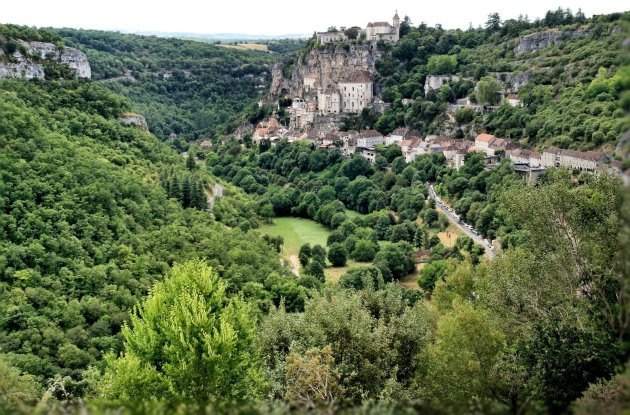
1, 0, 627, 36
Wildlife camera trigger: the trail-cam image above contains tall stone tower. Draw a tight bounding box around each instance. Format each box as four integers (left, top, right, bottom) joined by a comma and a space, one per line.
393, 10, 401, 41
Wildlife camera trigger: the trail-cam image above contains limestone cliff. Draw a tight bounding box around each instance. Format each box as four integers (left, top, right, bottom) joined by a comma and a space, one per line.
514, 29, 590, 54
0, 40, 91, 80
118, 113, 149, 132
270, 44, 384, 98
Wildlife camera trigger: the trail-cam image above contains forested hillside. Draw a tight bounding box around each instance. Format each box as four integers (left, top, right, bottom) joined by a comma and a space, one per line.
0, 78, 308, 400
1, 12, 629, 415
366, 10, 630, 151
56, 29, 275, 143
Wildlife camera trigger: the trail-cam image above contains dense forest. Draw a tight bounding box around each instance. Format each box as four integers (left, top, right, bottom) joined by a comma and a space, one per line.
55, 28, 275, 143
332, 10, 630, 153
1, 11, 629, 415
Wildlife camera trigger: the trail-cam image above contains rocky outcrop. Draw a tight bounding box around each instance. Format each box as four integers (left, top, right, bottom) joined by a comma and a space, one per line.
118, 113, 148, 132
0, 40, 91, 80
514, 29, 590, 54
424, 75, 459, 94
270, 44, 384, 98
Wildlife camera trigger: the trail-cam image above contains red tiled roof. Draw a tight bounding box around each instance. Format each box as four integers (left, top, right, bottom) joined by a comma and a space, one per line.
475, 133, 496, 142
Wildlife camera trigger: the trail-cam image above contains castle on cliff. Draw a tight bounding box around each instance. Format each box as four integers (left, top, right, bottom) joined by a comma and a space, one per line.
316, 11, 401, 45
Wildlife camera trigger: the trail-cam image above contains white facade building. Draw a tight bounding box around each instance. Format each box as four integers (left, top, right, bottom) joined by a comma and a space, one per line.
339, 70, 374, 114
317, 88, 341, 115
357, 130, 383, 148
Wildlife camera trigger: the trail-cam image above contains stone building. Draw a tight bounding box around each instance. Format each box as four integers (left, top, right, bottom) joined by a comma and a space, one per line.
317, 12, 400, 45
357, 130, 383, 148
317, 88, 341, 115
339, 70, 374, 114
541, 146, 606, 172
316, 31, 348, 44
510, 149, 541, 167
304, 73, 318, 92
365, 12, 400, 42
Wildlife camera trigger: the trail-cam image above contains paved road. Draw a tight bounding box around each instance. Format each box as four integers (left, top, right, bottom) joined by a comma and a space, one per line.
427, 185, 495, 259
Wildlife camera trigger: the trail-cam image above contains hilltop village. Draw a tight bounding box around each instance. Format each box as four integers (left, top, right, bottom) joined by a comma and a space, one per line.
245, 11, 626, 184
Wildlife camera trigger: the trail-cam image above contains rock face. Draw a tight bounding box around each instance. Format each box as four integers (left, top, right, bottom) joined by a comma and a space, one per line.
0, 40, 91, 80
424, 75, 459, 94
118, 113, 149, 132
514, 29, 590, 54
270, 44, 384, 98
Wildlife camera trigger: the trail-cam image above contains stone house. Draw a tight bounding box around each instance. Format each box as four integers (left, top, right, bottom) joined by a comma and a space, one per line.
510, 149, 541, 167
339, 130, 359, 157
317, 88, 341, 115
303, 73, 318, 92
506, 93, 522, 107
316, 31, 348, 44
357, 130, 383, 148
339, 70, 374, 114
357, 147, 378, 164
385, 127, 408, 145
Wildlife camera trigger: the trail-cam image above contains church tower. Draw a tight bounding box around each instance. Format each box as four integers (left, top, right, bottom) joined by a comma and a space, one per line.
393, 10, 400, 41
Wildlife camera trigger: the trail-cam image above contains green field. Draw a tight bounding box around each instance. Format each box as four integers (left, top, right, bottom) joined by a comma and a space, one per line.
258, 217, 331, 275
258, 217, 371, 280
258, 216, 419, 287
259, 217, 330, 255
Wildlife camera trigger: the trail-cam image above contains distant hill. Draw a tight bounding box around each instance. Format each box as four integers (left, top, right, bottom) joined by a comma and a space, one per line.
57, 28, 277, 142
134, 31, 311, 42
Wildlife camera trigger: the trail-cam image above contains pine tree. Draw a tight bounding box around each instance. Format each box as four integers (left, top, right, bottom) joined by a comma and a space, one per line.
186, 151, 196, 170
195, 181, 208, 210
182, 176, 192, 208
169, 175, 182, 202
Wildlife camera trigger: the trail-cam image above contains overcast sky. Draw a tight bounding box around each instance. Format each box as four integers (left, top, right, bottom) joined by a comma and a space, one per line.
2, 0, 627, 35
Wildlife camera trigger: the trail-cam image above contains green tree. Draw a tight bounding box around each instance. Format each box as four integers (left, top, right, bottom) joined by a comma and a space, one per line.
418, 260, 450, 292
338, 266, 384, 290
327, 243, 348, 267
374, 242, 415, 281
0, 357, 42, 407
476, 76, 502, 105
312, 245, 327, 265
426, 54, 457, 75
100, 260, 264, 403
423, 208, 439, 227
299, 243, 312, 267
304, 260, 325, 282
351, 239, 379, 262
186, 151, 196, 170
427, 301, 506, 413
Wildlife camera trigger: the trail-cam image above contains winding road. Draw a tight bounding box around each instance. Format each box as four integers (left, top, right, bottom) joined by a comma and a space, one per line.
427, 185, 496, 259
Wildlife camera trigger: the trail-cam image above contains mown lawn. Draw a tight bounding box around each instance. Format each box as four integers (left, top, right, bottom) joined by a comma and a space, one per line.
259, 217, 330, 257
259, 217, 369, 280
258, 216, 420, 287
